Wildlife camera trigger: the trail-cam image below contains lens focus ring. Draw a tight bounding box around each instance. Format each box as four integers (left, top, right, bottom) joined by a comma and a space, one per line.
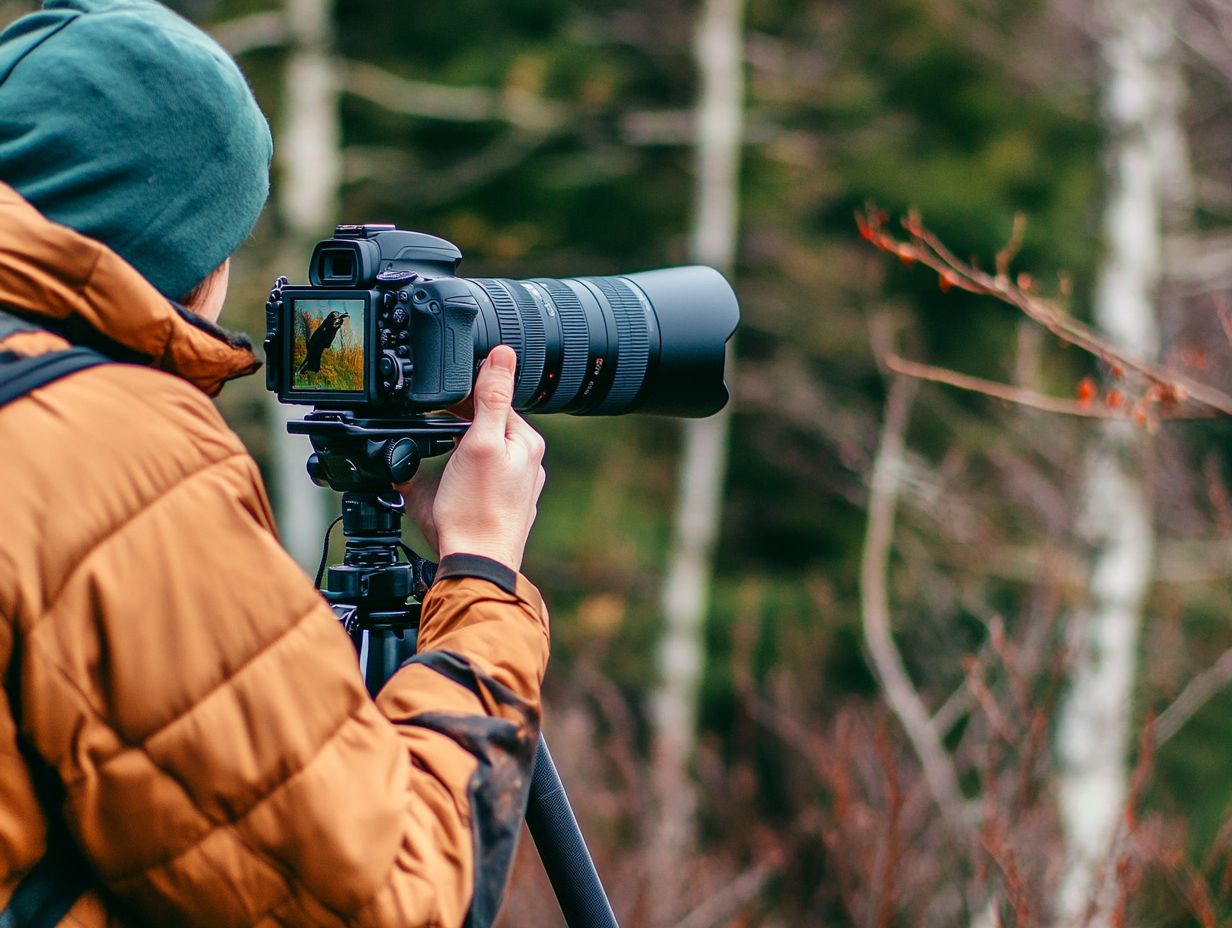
589, 277, 650, 414
531, 278, 588, 413
502, 281, 545, 407
472, 280, 524, 393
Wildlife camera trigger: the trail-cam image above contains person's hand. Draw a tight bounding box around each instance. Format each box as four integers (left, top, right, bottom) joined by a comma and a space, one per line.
397, 346, 546, 571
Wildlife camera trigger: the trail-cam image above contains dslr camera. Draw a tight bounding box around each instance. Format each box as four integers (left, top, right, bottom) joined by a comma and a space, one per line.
264, 224, 738, 421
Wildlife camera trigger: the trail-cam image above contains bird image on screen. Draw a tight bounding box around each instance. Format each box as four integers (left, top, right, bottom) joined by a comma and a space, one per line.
299, 310, 348, 373
291, 299, 366, 392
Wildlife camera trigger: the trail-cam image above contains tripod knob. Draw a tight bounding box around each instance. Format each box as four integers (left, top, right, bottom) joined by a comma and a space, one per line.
306, 452, 329, 487
383, 438, 420, 483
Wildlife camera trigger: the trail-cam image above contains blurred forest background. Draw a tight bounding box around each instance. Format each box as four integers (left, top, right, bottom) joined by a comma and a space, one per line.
6, 0, 1232, 924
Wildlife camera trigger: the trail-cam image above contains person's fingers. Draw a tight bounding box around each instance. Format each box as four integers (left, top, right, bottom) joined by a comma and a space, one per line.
397, 466, 443, 550
467, 346, 517, 445
446, 394, 475, 421
505, 410, 545, 461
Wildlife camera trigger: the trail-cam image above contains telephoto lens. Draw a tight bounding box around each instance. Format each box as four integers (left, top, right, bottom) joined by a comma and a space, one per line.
465, 266, 738, 418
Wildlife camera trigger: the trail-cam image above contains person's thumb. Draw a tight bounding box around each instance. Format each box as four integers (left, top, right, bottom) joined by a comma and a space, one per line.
470, 345, 517, 440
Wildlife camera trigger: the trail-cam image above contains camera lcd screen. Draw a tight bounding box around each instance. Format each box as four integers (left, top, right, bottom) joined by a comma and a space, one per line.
290, 298, 367, 393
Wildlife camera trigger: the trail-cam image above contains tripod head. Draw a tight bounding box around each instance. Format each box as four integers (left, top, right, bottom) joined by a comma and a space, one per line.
290, 410, 466, 490
292, 411, 467, 692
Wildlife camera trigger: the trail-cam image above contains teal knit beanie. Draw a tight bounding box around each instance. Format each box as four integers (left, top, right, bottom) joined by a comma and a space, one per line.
0, 0, 272, 299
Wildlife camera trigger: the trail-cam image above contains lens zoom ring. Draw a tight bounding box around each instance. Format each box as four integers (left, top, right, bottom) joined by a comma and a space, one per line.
532, 279, 588, 413
503, 280, 545, 406
591, 277, 650, 413
473, 279, 524, 388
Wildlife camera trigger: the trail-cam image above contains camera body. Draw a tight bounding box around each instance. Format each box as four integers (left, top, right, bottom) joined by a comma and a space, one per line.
265, 224, 482, 414
267, 222, 739, 422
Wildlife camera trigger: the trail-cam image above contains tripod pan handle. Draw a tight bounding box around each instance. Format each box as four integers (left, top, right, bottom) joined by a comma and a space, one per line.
525, 737, 620, 927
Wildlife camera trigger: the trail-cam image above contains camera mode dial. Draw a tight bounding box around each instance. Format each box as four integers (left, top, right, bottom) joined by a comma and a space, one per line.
376, 269, 419, 288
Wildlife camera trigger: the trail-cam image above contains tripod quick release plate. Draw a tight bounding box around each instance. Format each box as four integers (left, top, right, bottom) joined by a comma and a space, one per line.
289, 411, 467, 490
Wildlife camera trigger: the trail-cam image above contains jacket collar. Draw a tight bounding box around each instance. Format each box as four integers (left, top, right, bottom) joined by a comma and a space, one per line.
0, 183, 259, 396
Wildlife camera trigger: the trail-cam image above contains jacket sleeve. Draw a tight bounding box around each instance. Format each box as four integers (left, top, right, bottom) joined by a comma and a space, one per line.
15, 374, 549, 928
374, 556, 549, 928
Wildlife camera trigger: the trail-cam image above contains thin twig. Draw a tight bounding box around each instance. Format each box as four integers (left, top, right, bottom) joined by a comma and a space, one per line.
995, 213, 1027, 278
932, 685, 975, 739
671, 861, 777, 928
1154, 647, 1232, 746
861, 374, 973, 840
888, 355, 1120, 418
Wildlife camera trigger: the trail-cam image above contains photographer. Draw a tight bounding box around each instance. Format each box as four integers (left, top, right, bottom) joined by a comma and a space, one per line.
0, 2, 547, 926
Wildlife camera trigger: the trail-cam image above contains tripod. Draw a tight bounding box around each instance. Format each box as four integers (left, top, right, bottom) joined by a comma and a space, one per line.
292, 411, 620, 928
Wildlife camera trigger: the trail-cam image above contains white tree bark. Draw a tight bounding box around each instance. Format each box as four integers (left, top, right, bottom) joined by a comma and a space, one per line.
646, 0, 744, 921
1054, 0, 1187, 922
269, 0, 340, 567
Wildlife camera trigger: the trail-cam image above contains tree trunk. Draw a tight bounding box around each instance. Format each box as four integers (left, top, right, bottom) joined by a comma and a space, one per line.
1054, 1, 1189, 923
646, 0, 744, 922
269, 0, 340, 568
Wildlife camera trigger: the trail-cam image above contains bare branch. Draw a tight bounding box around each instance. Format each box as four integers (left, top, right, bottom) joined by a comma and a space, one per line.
931, 614, 1010, 738
342, 133, 548, 204
671, 860, 778, 928
931, 684, 974, 739
1157, 538, 1232, 583
858, 208, 1232, 419
888, 355, 1124, 419
994, 212, 1027, 278
1154, 648, 1232, 746
861, 374, 972, 840
210, 12, 288, 56
343, 60, 565, 131
1163, 230, 1232, 289
1179, 0, 1232, 89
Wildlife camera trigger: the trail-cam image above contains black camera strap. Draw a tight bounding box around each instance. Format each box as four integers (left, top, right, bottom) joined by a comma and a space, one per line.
0, 346, 107, 926
0, 349, 111, 411
0, 836, 90, 928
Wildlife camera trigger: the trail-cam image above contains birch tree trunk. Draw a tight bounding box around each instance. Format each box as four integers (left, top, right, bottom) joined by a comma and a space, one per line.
1054, 1, 1189, 923
647, 0, 744, 921
269, 0, 340, 568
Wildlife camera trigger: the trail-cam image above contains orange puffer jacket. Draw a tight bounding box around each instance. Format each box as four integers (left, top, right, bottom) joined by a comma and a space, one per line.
0, 183, 550, 927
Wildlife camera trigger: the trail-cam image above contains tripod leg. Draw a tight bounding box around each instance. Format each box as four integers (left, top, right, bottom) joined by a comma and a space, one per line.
526, 737, 620, 927
360, 627, 417, 699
